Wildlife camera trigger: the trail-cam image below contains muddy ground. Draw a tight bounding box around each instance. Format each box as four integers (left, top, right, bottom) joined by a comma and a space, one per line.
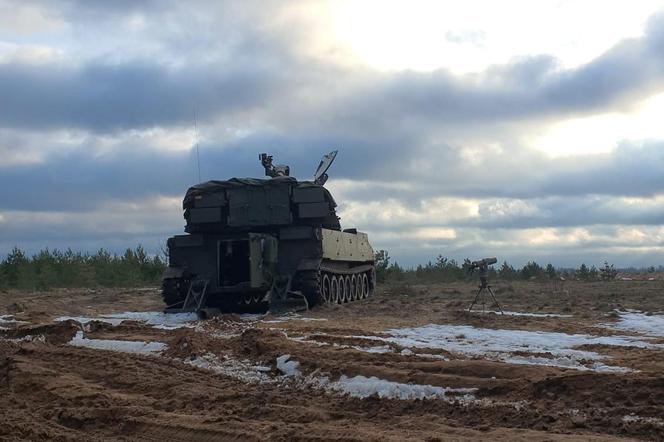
1, 280, 663, 441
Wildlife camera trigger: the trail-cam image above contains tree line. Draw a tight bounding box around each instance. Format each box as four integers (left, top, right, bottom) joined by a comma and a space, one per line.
374, 250, 622, 283
0, 245, 644, 290
0, 246, 165, 290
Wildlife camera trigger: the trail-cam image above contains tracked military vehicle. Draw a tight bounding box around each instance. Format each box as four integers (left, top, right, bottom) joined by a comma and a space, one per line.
162, 151, 375, 315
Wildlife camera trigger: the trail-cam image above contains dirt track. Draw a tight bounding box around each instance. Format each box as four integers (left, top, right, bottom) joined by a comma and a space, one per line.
1, 281, 663, 441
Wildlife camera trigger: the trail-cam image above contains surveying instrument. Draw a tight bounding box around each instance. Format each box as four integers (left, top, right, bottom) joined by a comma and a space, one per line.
467, 257, 504, 314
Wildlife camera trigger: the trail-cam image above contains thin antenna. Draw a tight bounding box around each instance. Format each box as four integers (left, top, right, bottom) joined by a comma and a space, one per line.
194, 108, 201, 183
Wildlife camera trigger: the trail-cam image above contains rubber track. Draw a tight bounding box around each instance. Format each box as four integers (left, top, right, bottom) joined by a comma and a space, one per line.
299, 270, 322, 306
161, 278, 188, 307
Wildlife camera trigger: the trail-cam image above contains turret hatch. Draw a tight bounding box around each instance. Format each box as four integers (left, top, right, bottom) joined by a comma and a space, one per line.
313, 150, 338, 185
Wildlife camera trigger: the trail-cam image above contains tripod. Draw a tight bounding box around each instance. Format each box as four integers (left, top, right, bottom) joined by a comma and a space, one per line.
468, 276, 504, 314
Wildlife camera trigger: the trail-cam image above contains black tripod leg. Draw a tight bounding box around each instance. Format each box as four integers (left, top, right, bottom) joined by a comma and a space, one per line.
468, 287, 483, 312
487, 287, 504, 314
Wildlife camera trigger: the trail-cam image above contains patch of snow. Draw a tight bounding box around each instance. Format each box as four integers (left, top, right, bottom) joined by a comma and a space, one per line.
414, 353, 449, 361
473, 310, 572, 318
239, 313, 266, 322
622, 415, 664, 426
295, 372, 332, 389
68, 331, 167, 354
3, 334, 46, 343
286, 333, 445, 361
182, 351, 479, 404
96, 311, 198, 329
57, 315, 123, 326
200, 330, 242, 340
606, 311, 664, 337
186, 353, 273, 383
288, 336, 394, 355
0, 315, 29, 327
357, 345, 392, 354
57, 311, 198, 329
364, 323, 663, 372
255, 365, 272, 372
473, 397, 530, 410
328, 375, 477, 401
290, 331, 384, 343
263, 314, 328, 324
502, 355, 631, 373
288, 335, 324, 345
276, 354, 301, 376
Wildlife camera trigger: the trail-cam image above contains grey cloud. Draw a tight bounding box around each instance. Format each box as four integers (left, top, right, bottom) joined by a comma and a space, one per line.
0, 1, 295, 132
0, 60, 281, 132
346, 39, 663, 127
340, 193, 664, 233
332, 139, 664, 202
2, 130, 664, 214
537, 142, 664, 198
313, 14, 664, 135
470, 195, 664, 229
0, 130, 340, 212
0, 147, 191, 212
367, 225, 664, 269
3, 10, 664, 135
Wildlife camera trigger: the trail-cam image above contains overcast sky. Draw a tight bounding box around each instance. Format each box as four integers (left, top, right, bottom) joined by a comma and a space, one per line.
2, 0, 664, 267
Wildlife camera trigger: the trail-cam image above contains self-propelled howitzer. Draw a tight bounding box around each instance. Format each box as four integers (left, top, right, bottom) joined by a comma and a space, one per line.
162, 151, 375, 316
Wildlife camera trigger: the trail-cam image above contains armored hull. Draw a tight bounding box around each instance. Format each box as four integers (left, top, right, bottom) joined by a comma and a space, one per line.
162, 175, 375, 313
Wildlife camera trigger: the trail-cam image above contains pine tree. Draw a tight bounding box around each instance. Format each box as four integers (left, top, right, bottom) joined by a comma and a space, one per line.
589, 265, 599, 281
600, 261, 617, 280
374, 250, 390, 282
498, 261, 516, 280
521, 261, 543, 280
1, 247, 29, 287
576, 263, 590, 281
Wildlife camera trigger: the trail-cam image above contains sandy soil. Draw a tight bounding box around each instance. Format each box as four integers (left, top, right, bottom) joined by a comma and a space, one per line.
1, 280, 663, 441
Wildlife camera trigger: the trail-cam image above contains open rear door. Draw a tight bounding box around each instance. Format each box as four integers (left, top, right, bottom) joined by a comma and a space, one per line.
249, 233, 278, 288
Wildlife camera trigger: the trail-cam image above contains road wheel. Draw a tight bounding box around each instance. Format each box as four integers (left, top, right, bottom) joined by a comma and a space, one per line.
361, 273, 369, 298
321, 273, 331, 303
337, 275, 346, 303
354, 275, 362, 300
344, 275, 352, 303
350, 275, 357, 301
330, 276, 339, 304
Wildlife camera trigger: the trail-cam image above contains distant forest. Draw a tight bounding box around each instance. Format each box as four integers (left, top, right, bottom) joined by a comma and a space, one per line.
0, 246, 165, 290
0, 246, 660, 290
373, 250, 660, 284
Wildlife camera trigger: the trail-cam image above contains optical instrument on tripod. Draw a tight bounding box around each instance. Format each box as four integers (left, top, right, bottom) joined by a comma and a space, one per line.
467, 257, 503, 314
